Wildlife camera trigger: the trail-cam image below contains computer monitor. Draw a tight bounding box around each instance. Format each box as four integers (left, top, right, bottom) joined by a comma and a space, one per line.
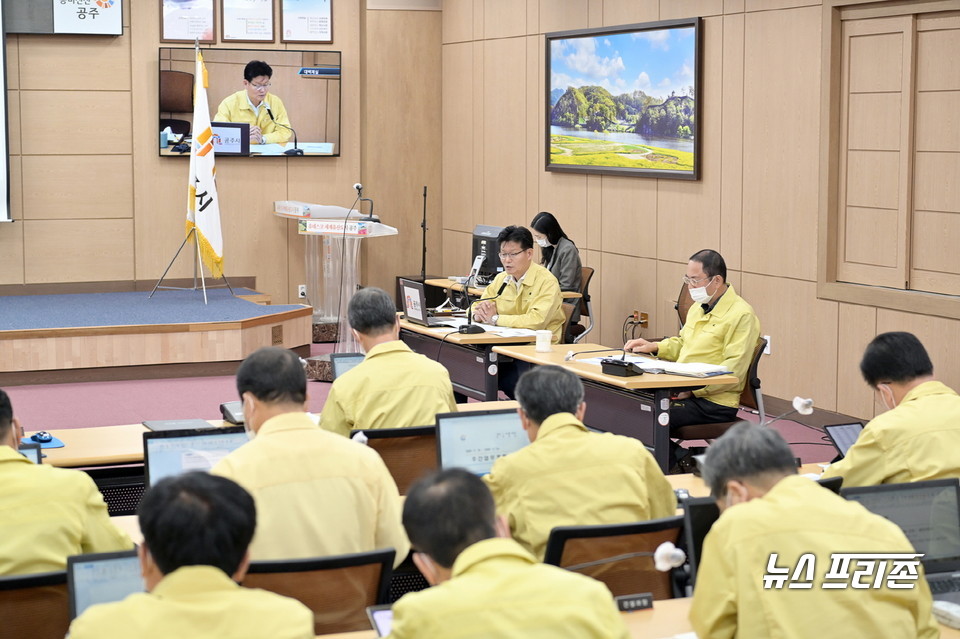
67, 549, 143, 619
682, 496, 720, 586
17, 442, 41, 464
143, 426, 248, 486
330, 353, 365, 379
471, 224, 504, 285
435, 409, 527, 476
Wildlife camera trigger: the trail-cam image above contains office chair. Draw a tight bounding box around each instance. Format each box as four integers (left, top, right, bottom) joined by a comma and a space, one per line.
350, 425, 436, 495
559, 301, 576, 344
674, 282, 694, 328
543, 515, 685, 599
244, 548, 395, 635
159, 69, 194, 137
672, 336, 768, 443
0, 570, 69, 639
571, 266, 595, 343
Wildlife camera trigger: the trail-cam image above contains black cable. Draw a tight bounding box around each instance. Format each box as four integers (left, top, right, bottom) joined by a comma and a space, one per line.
787, 441, 833, 447
435, 327, 457, 361
334, 191, 364, 346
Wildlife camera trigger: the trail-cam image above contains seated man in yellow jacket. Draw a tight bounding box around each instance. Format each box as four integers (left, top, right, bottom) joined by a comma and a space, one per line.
483, 366, 676, 561
389, 468, 628, 639
68, 472, 314, 639
0, 389, 132, 576
212, 346, 409, 566
691, 423, 937, 639
321, 287, 457, 437
821, 331, 960, 487
214, 60, 292, 144
472, 225, 565, 397
625, 249, 760, 467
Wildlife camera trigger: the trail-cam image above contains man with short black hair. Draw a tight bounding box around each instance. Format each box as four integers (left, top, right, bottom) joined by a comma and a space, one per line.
0, 388, 132, 576
389, 468, 628, 638
321, 287, 456, 437
214, 60, 292, 144
821, 331, 960, 487
691, 422, 938, 638
212, 346, 409, 565
483, 366, 676, 560
472, 226, 565, 342
625, 249, 760, 461
68, 472, 314, 639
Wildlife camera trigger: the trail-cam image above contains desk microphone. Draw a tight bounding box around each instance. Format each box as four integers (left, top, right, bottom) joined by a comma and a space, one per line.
564, 348, 625, 361
460, 280, 508, 334
264, 104, 303, 156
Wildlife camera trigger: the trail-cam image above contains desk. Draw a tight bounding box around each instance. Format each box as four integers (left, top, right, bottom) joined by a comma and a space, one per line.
424, 278, 582, 301
398, 318, 535, 401
667, 464, 829, 500
492, 343, 738, 472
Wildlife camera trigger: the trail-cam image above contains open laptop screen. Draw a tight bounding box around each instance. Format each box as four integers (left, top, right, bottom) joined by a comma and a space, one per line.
436, 409, 527, 476
823, 422, 864, 458
143, 426, 248, 486
17, 443, 41, 464
330, 352, 365, 379
398, 278, 428, 325
842, 479, 960, 566
67, 550, 143, 619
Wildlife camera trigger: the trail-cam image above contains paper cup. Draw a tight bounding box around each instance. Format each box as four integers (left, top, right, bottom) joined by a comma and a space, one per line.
535, 330, 553, 353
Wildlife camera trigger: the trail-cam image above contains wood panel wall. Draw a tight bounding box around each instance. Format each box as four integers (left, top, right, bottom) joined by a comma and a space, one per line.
0, 2, 442, 307
440, 0, 960, 419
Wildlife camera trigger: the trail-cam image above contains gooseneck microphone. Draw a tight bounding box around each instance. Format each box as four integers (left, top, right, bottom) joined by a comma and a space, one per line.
460, 280, 509, 334
264, 104, 303, 156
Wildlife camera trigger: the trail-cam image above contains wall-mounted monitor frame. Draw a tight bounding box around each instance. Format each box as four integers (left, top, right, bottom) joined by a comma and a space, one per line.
545, 18, 702, 180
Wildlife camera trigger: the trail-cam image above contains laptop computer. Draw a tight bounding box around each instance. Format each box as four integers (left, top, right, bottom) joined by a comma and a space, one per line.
67, 549, 143, 619
366, 604, 393, 637
681, 496, 720, 587
330, 352, 365, 379
824, 422, 864, 458
142, 426, 248, 486
142, 418, 218, 432
399, 278, 456, 328
210, 121, 251, 156
17, 442, 42, 464
842, 478, 960, 602
435, 409, 528, 476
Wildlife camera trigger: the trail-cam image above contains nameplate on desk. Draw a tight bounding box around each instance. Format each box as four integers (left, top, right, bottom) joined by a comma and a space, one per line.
616, 592, 653, 611
298, 219, 370, 236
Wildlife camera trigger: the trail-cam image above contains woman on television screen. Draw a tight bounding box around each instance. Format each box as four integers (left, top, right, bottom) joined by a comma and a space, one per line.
530, 211, 582, 331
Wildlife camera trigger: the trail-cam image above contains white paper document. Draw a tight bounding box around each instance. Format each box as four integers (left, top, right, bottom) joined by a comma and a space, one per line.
578, 354, 731, 377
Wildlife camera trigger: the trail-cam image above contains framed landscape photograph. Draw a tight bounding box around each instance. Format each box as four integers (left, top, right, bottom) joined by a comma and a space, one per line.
545, 18, 702, 180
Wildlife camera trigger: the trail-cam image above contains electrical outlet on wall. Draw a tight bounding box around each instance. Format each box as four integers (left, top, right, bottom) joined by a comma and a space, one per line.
298, 284, 307, 299
763, 335, 772, 355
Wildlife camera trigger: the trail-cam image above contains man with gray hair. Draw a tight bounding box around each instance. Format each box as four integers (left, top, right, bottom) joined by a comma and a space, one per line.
690, 422, 937, 638
321, 287, 456, 437
483, 365, 676, 561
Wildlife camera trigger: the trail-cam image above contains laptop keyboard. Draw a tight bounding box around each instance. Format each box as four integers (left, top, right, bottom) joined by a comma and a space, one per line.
931, 577, 960, 595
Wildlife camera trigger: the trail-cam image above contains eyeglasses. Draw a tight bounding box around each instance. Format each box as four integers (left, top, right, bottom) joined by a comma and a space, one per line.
250, 82, 271, 91
498, 250, 527, 260
682, 274, 712, 286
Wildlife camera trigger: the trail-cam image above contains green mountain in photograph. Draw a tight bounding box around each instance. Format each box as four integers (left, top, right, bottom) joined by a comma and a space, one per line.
550, 85, 693, 139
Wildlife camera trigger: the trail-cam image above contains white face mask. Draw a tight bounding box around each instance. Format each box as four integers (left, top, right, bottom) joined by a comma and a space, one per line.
689, 281, 713, 304
536, 238, 550, 248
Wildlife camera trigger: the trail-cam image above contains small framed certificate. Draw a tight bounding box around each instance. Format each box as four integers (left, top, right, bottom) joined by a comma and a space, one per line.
222, 0, 275, 43
281, 0, 332, 44
161, 0, 216, 43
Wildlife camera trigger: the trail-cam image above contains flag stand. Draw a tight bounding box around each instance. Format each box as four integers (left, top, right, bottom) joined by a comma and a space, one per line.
149, 227, 235, 305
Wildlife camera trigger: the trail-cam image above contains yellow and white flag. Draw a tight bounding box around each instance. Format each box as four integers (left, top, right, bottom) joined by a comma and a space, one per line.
186, 48, 224, 278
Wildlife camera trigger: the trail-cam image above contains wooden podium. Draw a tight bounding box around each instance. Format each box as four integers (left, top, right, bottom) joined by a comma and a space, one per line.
275, 203, 398, 355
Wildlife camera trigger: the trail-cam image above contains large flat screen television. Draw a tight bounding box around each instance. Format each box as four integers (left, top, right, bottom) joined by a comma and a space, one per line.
159, 47, 340, 158
546, 18, 701, 180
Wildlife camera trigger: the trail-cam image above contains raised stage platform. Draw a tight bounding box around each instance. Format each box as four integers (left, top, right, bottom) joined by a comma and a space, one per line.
0, 288, 312, 385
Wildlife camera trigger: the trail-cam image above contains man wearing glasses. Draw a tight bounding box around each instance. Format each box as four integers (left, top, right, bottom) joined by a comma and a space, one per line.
625, 249, 760, 466
473, 226, 565, 398
214, 60, 292, 144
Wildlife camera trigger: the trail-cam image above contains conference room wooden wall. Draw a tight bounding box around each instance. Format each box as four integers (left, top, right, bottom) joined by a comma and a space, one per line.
440, 0, 960, 421
0, 2, 441, 310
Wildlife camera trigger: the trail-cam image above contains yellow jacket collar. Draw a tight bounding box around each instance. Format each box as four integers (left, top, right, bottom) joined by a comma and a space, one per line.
535, 413, 588, 440
451, 538, 536, 578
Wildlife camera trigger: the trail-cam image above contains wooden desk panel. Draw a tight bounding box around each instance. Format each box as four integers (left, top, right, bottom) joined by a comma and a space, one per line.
668, 464, 829, 500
